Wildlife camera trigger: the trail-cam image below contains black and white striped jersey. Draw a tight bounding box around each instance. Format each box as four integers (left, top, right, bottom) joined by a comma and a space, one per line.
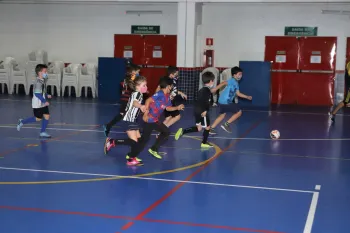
123, 91, 143, 122
170, 77, 178, 97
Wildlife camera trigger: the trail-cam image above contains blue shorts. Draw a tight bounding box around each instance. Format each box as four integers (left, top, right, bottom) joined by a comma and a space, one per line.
218, 103, 241, 114
118, 120, 140, 132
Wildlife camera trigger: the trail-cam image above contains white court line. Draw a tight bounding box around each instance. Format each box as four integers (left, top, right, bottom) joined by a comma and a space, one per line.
0, 125, 349, 141
2, 98, 350, 117
303, 185, 321, 233
0, 166, 316, 194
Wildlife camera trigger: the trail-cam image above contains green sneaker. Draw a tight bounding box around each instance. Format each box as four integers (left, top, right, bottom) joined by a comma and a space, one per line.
148, 148, 162, 159
175, 128, 183, 140
201, 142, 214, 149
126, 155, 142, 162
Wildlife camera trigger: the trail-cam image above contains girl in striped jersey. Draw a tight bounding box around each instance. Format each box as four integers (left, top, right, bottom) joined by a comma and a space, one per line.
103, 65, 140, 137
104, 76, 148, 166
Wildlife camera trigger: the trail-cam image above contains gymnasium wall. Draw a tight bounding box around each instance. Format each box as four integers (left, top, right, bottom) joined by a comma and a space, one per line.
0, 3, 177, 63
201, 3, 350, 70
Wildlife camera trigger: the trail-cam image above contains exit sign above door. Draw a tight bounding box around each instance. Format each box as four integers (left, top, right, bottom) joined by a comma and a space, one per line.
284, 27, 318, 36
131, 25, 160, 34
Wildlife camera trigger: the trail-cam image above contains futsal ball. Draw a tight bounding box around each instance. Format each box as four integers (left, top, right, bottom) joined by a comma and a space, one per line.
270, 130, 280, 139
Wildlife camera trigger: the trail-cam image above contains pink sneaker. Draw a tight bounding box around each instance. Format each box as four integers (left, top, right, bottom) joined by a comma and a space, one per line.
127, 157, 143, 166
104, 138, 115, 155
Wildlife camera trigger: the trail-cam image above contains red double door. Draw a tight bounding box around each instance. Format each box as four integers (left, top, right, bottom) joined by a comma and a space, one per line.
114, 35, 177, 94
265, 36, 337, 106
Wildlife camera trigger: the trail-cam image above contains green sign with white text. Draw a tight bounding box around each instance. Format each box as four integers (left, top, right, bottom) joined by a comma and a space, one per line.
131, 25, 160, 34
284, 27, 318, 36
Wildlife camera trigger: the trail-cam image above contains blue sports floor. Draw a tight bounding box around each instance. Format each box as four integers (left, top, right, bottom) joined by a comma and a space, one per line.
0, 96, 349, 233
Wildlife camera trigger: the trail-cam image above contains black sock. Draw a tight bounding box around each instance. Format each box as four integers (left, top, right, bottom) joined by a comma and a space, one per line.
183, 126, 198, 135
107, 114, 123, 129
114, 138, 135, 146
202, 129, 209, 144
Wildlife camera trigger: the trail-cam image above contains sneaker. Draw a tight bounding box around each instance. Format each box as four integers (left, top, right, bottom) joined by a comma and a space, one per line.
127, 157, 143, 166
17, 119, 23, 131
209, 128, 217, 135
221, 123, 232, 133
126, 155, 142, 162
104, 137, 115, 155
148, 148, 162, 159
174, 128, 183, 140
39, 132, 51, 138
103, 125, 110, 137
201, 142, 214, 149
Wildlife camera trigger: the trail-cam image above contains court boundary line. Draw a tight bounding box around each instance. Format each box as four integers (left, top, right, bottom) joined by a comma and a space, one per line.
303, 185, 321, 233
120, 119, 264, 231
0, 166, 315, 194
1, 125, 349, 141
0, 205, 284, 233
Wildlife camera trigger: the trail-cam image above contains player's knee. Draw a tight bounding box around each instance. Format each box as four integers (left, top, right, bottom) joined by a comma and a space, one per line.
43, 114, 50, 120
237, 110, 242, 116
197, 125, 203, 131
35, 117, 42, 122
205, 126, 211, 131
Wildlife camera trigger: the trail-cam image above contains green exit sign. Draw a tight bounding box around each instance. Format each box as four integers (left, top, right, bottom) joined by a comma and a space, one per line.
131, 25, 160, 34
285, 27, 318, 36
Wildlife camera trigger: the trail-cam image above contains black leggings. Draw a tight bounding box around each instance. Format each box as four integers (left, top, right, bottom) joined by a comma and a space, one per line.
135, 122, 170, 156
106, 113, 123, 129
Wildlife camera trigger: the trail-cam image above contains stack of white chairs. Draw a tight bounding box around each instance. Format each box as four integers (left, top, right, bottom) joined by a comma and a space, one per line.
25, 50, 48, 95
62, 64, 80, 97
10, 58, 27, 95
28, 49, 48, 64
199, 67, 220, 105
78, 63, 97, 98
0, 57, 14, 94
47, 61, 64, 96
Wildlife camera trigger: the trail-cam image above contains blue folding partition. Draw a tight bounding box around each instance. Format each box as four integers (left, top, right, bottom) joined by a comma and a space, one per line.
98, 57, 126, 102
238, 61, 271, 108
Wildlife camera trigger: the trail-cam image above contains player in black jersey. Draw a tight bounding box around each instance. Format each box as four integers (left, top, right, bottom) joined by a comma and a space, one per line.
174, 71, 227, 148
329, 61, 350, 122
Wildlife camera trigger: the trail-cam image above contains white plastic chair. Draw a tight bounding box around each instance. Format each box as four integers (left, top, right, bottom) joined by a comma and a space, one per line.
199, 67, 220, 104
47, 63, 62, 96
78, 63, 97, 98
25, 61, 40, 95
62, 64, 80, 97
0, 59, 12, 94
28, 49, 48, 64
10, 61, 27, 95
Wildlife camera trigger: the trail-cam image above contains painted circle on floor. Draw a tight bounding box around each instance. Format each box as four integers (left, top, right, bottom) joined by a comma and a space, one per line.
0, 136, 222, 185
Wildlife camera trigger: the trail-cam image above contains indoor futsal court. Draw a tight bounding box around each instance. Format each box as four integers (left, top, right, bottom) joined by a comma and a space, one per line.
0, 95, 349, 233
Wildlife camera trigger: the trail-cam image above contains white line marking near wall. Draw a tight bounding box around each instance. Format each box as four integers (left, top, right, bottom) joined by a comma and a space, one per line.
303, 187, 321, 233
315, 185, 321, 191
0, 167, 316, 193
0, 125, 348, 141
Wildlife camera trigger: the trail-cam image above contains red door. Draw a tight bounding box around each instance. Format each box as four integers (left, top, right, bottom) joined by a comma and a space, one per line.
265, 36, 337, 106
298, 37, 336, 105
114, 35, 144, 64
114, 34, 176, 95
265, 36, 299, 104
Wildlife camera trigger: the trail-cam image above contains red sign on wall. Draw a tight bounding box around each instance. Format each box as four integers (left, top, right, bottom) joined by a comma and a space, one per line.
206, 38, 214, 46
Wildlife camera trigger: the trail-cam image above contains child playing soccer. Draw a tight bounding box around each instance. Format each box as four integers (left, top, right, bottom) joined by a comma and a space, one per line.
174, 72, 227, 148
329, 61, 350, 122
103, 76, 148, 166
210, 66, 252, 134
103, 64, 140, 136
17, 64, 52, 138
136, 76, 184, 160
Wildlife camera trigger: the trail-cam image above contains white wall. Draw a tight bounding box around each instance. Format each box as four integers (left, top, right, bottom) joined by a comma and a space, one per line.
201, 3, 350, 70
0, 3, 177, 63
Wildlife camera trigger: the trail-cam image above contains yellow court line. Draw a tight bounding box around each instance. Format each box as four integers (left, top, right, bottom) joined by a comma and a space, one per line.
0, 136, 222, 185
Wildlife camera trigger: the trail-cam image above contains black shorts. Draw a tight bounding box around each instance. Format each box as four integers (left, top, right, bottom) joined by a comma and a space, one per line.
218, 103, 241, 114
164, 95, 185, 118
33, 106, 49, 119
195, 113, 210, 128
118, 120, 140, 132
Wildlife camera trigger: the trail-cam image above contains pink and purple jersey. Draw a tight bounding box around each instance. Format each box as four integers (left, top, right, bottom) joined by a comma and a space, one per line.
147, 90, 172, 123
